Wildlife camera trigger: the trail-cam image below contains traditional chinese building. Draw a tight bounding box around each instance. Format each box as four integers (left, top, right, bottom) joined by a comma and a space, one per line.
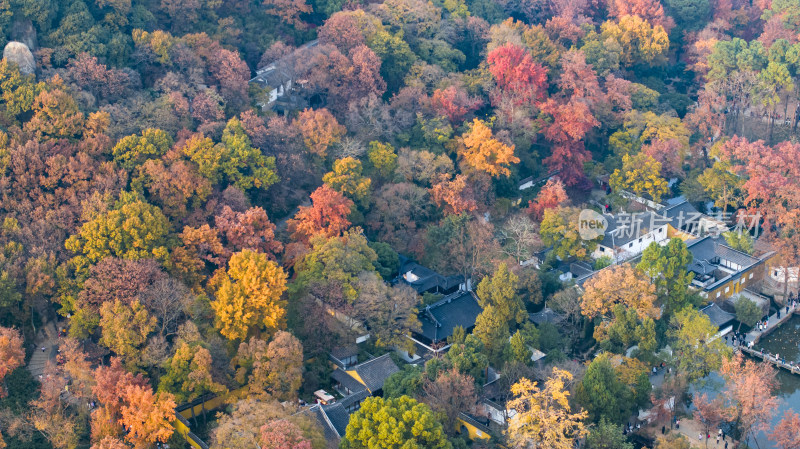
408, 291, 484, 355
686, 236, 775, 301
591, 211, 670, 262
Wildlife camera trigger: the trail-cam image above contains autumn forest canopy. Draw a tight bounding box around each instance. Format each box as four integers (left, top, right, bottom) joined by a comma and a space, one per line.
1, 0, 800, 448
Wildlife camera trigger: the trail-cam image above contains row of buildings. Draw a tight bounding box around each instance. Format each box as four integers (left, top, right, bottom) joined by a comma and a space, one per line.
306, 194, 799, 445
307, 256, 497, 443
559, 197, 778, 304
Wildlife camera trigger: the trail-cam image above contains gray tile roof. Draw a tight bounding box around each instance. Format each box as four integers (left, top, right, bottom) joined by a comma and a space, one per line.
330, 345, 358, 361
663, 195, 688, 206
660, 201, 702, 230
689, 259, 717, 276
305, 405, 341, 442
321, 402, 350, 438
338, 389, 369, 409
599, 211, 667, 248
529, 307, 563, 325
701, 303, 736, 328
331, 369, 367, 395
417, 291, 483, 343
352, 354, 399, 393
687, 237, 759, 269
570, 261, 595, 278
397, 258, 463, 294
716, 244, 760, 268
329, 345, 359, 368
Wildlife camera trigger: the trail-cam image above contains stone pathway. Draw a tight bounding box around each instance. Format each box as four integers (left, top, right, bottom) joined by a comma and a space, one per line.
673, 418, 733, 449
744, 302, 798, 345
26, 321, 60, 378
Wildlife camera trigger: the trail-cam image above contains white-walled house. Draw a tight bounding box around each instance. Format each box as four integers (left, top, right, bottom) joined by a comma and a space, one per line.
592, 211, 670, 263
250, 40, 319, 109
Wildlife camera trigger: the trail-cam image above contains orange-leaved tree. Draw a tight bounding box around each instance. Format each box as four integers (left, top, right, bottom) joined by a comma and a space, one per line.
719, 354, 779, 448
259, 419, 312, 449
429, 174, 477, 215
770, 410, 800, 449
296, 108, 345, 158
0, 326, 24, 397
528, 178, 568, 221
120, 384, 176, 447
90, 358, 149, 442
287, 185, 353, 244
459, 118, 519, 178
581, 264, 660, 346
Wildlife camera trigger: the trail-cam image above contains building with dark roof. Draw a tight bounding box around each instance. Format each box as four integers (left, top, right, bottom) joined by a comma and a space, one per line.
303, 404, 344, 443
700, 303, 736, 331
249, 39, 319, 111
396, 256, 464, 295
659, 199, 728, 237
331, 369, 368, 397
410, 291, 484, 353
338, 389, 370, 413
661, 201, 702, 233
569, 261, 595, 279
318, 402, 351, 439
592, 211, 670, 262
330, 353, 399, 398
329, 345, 359, 370
346, 354, 400, 394
529, 307, 563, 326
320, 353, 401, 444
686, 236, 774, 300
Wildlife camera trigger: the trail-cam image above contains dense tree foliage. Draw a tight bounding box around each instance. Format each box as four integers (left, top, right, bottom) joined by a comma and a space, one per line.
2, 0, 800, 447
342, 396, 451, 449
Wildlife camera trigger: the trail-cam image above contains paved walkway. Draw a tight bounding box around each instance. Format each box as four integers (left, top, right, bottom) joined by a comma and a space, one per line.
721, 302, 800, 375
673, 419, 733, 449
26, 321, 60, 378
744, 302, 798, 345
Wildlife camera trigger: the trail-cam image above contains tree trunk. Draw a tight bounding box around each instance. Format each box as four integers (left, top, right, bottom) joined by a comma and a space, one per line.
769, 112, 775, 145
783, 94, 790, 127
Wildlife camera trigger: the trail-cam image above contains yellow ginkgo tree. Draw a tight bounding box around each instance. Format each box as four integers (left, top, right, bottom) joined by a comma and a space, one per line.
460, 118, 520, 178
507, 368, 588, 449
609, 152, 669, 202
210, 249, 288, 341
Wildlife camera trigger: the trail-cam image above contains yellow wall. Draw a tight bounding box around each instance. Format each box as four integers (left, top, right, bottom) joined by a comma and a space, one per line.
172, 415, 194, 445
706, 261, 768, 300
458, 418, 491, 441
172, 386, 250, 448
177, 386, 249, 420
